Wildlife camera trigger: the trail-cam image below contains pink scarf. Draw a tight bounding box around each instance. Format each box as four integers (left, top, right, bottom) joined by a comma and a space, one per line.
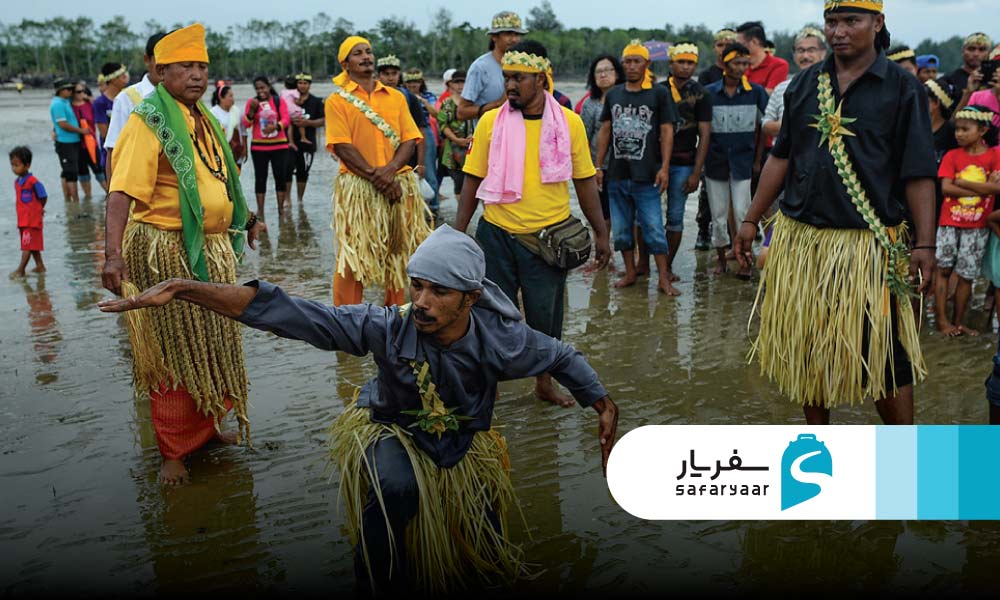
477, 92, 573, 204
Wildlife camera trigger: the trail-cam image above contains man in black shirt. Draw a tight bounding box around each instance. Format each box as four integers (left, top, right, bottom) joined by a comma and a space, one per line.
695, 28, 738, 250
939, 32, 992, 104
735, 0, 937, 426
596, 40, 679, 295
377, 55, 428, 174
287, 73, 326, 202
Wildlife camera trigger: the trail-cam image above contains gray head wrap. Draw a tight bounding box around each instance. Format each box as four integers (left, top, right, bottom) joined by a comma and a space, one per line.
406, 225, 523, 321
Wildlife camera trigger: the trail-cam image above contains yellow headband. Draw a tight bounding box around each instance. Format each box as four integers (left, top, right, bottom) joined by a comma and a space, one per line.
103, 65, 127, 82
715, 29, 737, 42
670, 43, 699, 63
402, 70, 424, 83
965, 33, 992, 48
338, 36, 371, 64
154, 23, 209, 65
295, 72, 312, 81
954, 108, 995, 124
887, 48, 916, 62
502, 51, 554, 91
796, 26, 826, 44
723, 49, 747, 63
824, 0, 883, 14
925, 80, 953, 109
376, 54, 401, 69
622, 39, 650, 61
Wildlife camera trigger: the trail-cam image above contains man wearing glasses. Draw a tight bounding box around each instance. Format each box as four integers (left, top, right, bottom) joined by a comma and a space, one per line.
762, 27, 828, 140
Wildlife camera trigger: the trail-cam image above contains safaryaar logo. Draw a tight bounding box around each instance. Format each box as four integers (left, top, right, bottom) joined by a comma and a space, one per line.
781, 434, 833, 510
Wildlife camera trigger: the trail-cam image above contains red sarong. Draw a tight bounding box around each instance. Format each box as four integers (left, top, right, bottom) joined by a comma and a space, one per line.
150, 383, 232, 460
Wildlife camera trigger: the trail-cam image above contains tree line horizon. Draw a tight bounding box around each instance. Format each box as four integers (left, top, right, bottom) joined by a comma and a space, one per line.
0, 3, 992, 85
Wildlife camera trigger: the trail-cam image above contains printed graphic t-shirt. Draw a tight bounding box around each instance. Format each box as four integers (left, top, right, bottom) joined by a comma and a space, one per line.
938, 146, 1000, 228
600, 84, 678, 183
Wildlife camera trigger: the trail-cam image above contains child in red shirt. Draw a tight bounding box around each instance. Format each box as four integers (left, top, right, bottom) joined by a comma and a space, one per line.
10, 146, 47, 277
935, 106, 1000, 336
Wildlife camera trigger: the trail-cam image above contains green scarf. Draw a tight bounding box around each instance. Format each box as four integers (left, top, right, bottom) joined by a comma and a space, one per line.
133, 84, 248, 281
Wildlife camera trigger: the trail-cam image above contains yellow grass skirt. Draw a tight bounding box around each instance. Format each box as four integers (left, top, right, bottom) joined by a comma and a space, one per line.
333, 171, 433, 292
749, 213, 925, 408
328, 404, 529, 594
121, 221, 250, 441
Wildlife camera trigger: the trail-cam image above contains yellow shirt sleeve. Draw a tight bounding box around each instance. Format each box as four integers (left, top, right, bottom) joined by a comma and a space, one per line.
566, 108, 597, 179
462, 109, 496, 178
325, 94, 352, 148
109, 113, 160, 202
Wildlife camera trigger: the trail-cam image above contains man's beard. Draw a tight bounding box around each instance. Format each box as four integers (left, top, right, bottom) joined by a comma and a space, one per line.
508, 98, 524, 109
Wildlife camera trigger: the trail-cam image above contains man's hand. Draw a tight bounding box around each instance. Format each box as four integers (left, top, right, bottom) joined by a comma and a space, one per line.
371, 165, 396, 193
290, 115, 304, 127
415, 164, 426, 178
385, 181, 403, 204
247, 221, 267, 250
102, 255, 129, 296
593, 231, 611, 270
654, 167, 670, 194
966, 69, 983, 93
99, 279, 178, 313
683, 171, 700, 195
595, 169, 604, 191
910, 247, 936, 294
592, 396, 619, 477
734, 222, 757, 270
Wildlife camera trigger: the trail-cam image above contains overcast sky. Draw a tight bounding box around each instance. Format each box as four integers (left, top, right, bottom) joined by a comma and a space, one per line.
9, 0, 994, 44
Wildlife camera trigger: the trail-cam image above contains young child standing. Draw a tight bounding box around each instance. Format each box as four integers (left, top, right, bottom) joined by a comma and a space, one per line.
935, 106, 1000, 336
10, 146, 47, 277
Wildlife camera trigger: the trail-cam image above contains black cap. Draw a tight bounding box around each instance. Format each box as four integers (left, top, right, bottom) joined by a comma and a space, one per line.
53, 78, 74, 93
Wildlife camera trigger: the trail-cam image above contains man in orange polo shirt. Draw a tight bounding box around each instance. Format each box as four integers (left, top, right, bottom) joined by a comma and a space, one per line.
101, 24, 265, 486
326, 36, 431, 307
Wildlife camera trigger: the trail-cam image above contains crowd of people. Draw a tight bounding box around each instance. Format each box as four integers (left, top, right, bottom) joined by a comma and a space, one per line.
7, 0, 1000, 594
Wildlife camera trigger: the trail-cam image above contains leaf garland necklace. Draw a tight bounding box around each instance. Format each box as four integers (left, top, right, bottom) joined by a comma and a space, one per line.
810, 72, 914, 298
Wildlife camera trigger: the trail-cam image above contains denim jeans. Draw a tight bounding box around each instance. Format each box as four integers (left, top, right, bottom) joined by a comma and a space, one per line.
666, 165, 695, 233
608, 179, 669, 255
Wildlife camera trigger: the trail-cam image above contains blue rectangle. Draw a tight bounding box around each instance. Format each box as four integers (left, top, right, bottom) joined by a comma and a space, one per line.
917, 426, 960, 519
876, 426, 917, 519
958, 426, 1000, 519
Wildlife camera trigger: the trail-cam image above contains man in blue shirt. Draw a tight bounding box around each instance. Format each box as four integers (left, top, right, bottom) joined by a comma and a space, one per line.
49, 78, 89, 202
457, 11, 526, 126
704, 43, 768, 277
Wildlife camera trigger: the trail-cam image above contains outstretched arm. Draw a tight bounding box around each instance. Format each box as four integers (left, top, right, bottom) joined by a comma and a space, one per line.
99, 278, 257, 318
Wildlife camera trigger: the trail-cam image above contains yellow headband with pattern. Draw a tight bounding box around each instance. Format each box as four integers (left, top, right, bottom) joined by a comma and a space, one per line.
402, 70, 424, 83
670, 43, 699, 63
888, 48, 916, 62
925, 80, 953, 109
796, 26, 826, 43
824, 0, 883, 13
715, 29, 737, 42
965, 33, 992, 48
295, 72, 312, 81
375, 54, 400, 69
502, 50, 554, 91
954, 108, 995, 123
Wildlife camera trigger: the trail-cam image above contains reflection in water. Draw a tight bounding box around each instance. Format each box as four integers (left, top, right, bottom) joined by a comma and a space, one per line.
20, 276, 60, 382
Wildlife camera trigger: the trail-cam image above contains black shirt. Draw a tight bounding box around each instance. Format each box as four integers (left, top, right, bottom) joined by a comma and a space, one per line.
292, 93, 326, 148
699, 64, 725, 87
939, 68, 972, 102
600, 84, 679, 182
932, 120, 959, 212
663, 78, 713, 165
772, 53, 937, 229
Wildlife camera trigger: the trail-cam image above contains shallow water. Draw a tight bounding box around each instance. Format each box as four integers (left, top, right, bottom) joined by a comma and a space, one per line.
2, 84, 999, 596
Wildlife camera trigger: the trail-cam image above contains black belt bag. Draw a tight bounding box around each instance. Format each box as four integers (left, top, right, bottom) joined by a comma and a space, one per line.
515, 216, 592, 270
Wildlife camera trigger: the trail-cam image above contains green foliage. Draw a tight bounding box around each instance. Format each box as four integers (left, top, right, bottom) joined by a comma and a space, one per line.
0, 12, 991, 83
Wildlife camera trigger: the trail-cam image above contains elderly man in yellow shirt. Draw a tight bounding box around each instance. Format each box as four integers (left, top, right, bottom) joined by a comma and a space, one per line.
455, 40, 611, 407
325, 36, 432, 307
101, 23, 265, 486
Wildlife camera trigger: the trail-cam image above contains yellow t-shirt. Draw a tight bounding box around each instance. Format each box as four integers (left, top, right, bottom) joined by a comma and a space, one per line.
463, 104, 596, 234
325, 79, 423, 175
110, 98, 233, 234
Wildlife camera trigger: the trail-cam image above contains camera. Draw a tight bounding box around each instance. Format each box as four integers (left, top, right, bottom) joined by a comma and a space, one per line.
980, 59, 1000, 87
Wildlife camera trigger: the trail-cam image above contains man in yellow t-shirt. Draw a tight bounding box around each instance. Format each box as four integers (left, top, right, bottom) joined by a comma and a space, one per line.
456, 40, 610, 407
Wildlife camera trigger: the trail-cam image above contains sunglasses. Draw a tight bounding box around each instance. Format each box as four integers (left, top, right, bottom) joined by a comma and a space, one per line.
74, 89, 85, 94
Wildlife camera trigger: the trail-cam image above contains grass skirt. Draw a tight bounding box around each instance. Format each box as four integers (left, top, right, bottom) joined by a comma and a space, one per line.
121, 221, 250, 442
328, 404, 529, 593
333, 171, 433, 292
749, 213, 925, 408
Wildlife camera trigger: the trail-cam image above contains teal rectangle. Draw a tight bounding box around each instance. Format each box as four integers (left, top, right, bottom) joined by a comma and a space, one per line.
958, 427, 1000, 519
917, 426, 960, 519
876, 426, 917, 519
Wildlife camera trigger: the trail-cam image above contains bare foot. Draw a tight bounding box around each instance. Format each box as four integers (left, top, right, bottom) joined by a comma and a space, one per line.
535, 379, 575, 408
658, 279, 682, 296
9, 271, 26, 279
937, 321, 962, 337
160, 459, 190, 486
635, 268, 649, 278
713, 262, 728, 275
216, 429, 239, 444
665, 270, 681, 282
614, 272, 638, 288
958, 324, 980, 337
31, 265, 46, 273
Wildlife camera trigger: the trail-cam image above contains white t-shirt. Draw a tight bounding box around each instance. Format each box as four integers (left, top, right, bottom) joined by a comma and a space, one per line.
210, 104, 241, 143
103, 74, 156, 149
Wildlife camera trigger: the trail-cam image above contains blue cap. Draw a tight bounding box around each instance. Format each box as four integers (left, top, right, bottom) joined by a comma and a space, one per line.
916, 54, 939, 70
